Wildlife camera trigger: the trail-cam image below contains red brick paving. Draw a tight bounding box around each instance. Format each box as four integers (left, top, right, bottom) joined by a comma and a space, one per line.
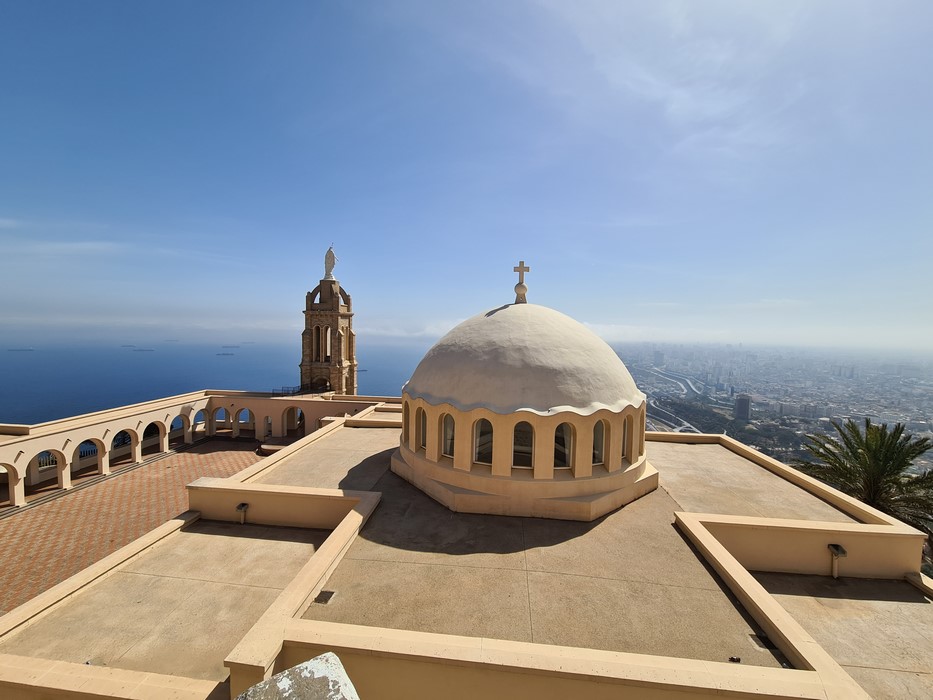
0, 440, 263, 615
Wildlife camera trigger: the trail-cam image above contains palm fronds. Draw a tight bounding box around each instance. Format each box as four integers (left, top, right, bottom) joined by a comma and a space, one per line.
795, 418, 933, 539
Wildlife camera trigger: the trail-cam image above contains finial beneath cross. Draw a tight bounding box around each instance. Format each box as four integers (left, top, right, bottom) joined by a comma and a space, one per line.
513, 260, 530, 304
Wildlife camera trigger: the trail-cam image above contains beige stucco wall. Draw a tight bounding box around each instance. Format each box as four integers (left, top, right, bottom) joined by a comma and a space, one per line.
0, 392, 387, 506
187, 479, 368, 530
0, 392, 212, 504
700, 517, 923, 578
277, 621, 828, 700
392, 394, 655, 520
0, 654, 219, 700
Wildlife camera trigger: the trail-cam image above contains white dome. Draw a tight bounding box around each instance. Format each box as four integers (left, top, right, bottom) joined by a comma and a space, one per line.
403, 303, 645, 415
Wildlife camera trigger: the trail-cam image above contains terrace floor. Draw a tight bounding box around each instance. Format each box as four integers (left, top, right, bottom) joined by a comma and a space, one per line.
0, 440, 264, 615
755, 573, 933, 700
0, 520, 330, 683
254, 427, 797, 667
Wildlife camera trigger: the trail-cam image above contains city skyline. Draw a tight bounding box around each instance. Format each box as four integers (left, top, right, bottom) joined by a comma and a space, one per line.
2, 2, 932, 352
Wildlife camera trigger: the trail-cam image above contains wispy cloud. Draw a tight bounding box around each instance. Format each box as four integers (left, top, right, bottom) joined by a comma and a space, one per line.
585, 321, 737, 344
358, 318, 464, 340
2, 229, 251, 267
722, 298, 806, 311
537, 1, 809, 158
2, 236, 124, 257
431, 1, 812, 163
542, 214, 684, 230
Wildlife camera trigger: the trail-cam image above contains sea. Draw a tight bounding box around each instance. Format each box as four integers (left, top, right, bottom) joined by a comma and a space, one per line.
0, 341, 429, 425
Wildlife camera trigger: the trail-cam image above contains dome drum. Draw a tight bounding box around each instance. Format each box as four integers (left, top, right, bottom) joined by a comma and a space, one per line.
400, 397, 645, 478
393, 396, 657, 520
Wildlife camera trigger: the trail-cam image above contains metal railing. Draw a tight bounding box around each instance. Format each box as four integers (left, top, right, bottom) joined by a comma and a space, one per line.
271, 384, 328, 397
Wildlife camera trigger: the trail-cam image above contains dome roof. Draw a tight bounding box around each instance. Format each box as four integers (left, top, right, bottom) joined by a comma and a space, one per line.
403, 303, 644, 415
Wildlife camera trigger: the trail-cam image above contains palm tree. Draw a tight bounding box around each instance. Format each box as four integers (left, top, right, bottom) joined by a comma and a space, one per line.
796, 419, 933, 542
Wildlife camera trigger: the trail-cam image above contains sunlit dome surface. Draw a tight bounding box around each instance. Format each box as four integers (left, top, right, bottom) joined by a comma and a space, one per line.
403, 303, 644, 415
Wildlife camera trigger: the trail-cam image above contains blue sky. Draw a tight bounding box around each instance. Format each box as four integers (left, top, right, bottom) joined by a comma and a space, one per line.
2, 1, 931, 352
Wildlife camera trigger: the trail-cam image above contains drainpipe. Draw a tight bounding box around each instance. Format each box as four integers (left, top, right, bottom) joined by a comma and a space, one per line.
828, 543, 847, 579
236, 502, 249, 525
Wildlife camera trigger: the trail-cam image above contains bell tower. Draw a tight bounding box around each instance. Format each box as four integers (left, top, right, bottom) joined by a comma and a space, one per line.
299, 247, 357, 394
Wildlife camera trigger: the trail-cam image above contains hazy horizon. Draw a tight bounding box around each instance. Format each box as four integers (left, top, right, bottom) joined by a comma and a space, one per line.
2, 2, 932, 352
5, 325, 933, 364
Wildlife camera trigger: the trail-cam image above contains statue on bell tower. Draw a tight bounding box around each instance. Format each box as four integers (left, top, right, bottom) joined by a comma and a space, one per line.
324, 246, 338, 280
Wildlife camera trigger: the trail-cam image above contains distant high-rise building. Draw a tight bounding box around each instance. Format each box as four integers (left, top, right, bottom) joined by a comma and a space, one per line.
734, 394, 752, 421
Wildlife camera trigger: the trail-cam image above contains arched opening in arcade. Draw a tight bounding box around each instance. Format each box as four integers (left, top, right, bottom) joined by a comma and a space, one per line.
141, 422, 166, 457
0, 464, 18, 508
191, 410, 208, 440
71, 438, 107, 480
25, 449, 68, 497
235, 409, 255, 439
283, 407, 305, 439
168, 415, 188, 449
110, 429, 139, 470
212, 407, 231, 436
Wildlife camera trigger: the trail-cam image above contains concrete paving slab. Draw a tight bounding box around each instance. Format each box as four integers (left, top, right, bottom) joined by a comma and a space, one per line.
755, 573, 933, 699
0, 521, 329, 681
648, 442, 855, 522
346, 470, 527, 571
0, 572, 186, 666
123, 520, 324, 590
110, 576, 283, 680
254, 427, 398, 490
843, 665, 933, 700
755, 574, 933, 672
303, 558, 532, 642
523, 488, 722, 590
527, 571, 781, 666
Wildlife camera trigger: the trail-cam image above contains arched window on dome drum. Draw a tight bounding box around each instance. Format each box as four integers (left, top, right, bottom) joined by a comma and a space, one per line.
622, 415, 631, 463
416, 407, 427, 452
474, 419, 493, 465
592, 420, 607, 466
512, 421, 534, 468
554, 422, 574, 468
441, 414, 455, 458
402, 403, 410, 446
639, 406, 646, 456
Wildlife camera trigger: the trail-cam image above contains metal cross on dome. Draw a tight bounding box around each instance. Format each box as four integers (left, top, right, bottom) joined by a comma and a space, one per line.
513, 260, 530, 304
